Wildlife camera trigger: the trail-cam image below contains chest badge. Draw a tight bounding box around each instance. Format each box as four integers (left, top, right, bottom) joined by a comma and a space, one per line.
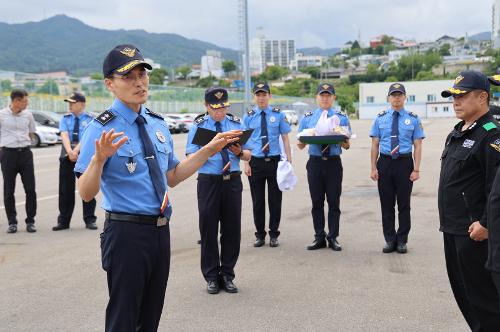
490, 139, 500, 152
270, 116, 276, 123
404, 119, 411, 125
156, 130, 166, 143
126, 157, 137, 174
462, 139, 475, 149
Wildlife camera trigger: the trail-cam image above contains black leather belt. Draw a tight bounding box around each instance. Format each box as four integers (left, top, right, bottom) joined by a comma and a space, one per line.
380, 153, 412, 159
2, 146, 30, 151
252, 156, 280, 162
105, 212, 169, 226
309, 155, 340, 161
198, 171, 241, 181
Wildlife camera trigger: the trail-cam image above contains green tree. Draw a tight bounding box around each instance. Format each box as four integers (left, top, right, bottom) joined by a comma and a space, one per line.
24, 81, 35, 91
351, 40, 360, 49
37, 80, 59, 95
196, 75, 216, 88
439, 43, 451, 56
176, 65, 192, 79
366, 63, 379, 75
265, 66, 289, 80
415, 70, 437, 81
149, 68, 167, 85
299, 66, 321, 79
90, 72, 103, 80
381, 35, 393, 45
1, 80, 12, 91
222, 60, 237, 75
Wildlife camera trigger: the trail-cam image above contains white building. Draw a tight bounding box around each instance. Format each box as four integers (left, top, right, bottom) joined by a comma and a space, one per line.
249, 29, 296, 74
201, 50, 224, 78
388, 50, 409, 62
289, 53, 327, 70
493, 0, 500, 48
359, 80, 455, 119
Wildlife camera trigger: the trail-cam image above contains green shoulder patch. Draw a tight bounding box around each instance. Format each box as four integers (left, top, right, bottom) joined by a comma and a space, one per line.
483, 122, 497, 131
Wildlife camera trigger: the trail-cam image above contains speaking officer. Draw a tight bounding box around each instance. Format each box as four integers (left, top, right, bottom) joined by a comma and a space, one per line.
53, 92, 97, 231
438, 70, 500, 331
186, 87, 251, 294
243, 83, 291, 248
74, 44, 241, 332
369, 83, 424, 254
297, 83, 350, 251
0, 89, 37, 234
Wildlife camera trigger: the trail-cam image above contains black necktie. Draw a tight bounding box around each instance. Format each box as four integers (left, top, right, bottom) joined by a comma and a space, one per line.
135, 114, 170, 217
391, 111, 400, 159
215, 121, 230, 175
72, 117, 80, 143
261, 111, 269, 156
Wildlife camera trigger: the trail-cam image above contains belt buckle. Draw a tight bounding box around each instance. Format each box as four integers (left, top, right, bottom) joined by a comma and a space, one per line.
223, 174, 231, 181
157, 216, 168, 227
264, 157, 271, 162
322, 156, 328, 161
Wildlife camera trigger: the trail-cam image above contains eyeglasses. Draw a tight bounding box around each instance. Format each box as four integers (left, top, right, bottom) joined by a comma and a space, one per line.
112, 71, 149, 84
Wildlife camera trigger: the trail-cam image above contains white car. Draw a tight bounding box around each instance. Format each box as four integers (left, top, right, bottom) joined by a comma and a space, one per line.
282, 110, 298, 125
31, 124, 59, 147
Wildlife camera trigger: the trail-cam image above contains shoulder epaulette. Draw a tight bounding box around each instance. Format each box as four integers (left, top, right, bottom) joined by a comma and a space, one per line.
195, 113, 208, 125
304, 111, 313, 117
226, 113, 240, 123
95, 110, 116, 126
377, 110, 387, 117
272, 107, 280, 113
409, 111, 418, 118
63, 113, 71, 117
483, 121, 497, 132
337, 110, 347, 117
145, 108, 164, 120
247, 109, 255, 116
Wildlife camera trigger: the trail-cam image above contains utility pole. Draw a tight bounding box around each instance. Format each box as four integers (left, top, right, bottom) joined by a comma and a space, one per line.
238, 0, 251, 112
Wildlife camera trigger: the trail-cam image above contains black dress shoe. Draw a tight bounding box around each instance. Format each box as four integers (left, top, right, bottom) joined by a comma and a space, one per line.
85, 222, 98, 230
383, 241, 396, 253
307, 239, 326, 250
197, 240, 201, 245
221, 276, 238, 293
328, 239, 342, 251
207, 280, 219, 294
397, 242, 408, 254
254, 238, 265, 247
7, 224, 17, 234
26, 223, 36, 233
270, 238, 279, 247
52, 224, 69, 231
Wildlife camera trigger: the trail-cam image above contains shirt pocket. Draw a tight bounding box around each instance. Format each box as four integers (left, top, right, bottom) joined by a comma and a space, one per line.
155, 141, 172, 172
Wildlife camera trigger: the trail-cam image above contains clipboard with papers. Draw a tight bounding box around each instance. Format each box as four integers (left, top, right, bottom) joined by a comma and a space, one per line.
192, 127, 254, 146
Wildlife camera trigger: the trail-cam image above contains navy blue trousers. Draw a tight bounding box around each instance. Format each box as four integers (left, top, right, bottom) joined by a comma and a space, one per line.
101, 219, 170, 332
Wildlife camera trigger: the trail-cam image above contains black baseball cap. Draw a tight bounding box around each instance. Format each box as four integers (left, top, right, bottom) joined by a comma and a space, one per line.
64, 92, 86, 103
316, 83, 335, 95
103, 44, 152, 78
441, 70, 490, 98
205, 87, 230, 109
253, 83, 270, 94
388, 83, 406, 96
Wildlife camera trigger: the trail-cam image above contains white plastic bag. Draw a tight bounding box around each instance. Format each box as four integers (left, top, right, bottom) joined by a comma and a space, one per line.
277, 160, 297, 192
314, 110, 340, 136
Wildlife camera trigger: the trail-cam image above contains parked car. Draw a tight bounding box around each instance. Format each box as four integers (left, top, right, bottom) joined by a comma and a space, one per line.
163, 117, 186, 134
30, 110, 61, 128
165, 114, 192, 132
31, 124, 59, 147
282, 110, 299, 125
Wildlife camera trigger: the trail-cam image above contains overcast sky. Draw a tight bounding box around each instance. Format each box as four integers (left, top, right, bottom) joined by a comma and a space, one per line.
1, 0, 494, 49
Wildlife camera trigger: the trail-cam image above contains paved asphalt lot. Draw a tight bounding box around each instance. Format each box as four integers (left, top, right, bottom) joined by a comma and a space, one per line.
0, 118, 469, 331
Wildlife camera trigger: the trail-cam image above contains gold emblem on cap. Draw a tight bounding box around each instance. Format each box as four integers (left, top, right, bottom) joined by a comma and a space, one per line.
322, 84, 330, 90
120, 47, 136, 58
454, 75, 464, 85
393, 84, 401, 88
214, 92, 224, 99
491, 75, 500, 82
257, 84, 264, 88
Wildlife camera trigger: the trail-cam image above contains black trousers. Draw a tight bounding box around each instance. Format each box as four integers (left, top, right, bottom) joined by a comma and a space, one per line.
443, 233, 500, 332
248, 157, 282, 239
58, 157, 96, 225
377, 155, 413, 244
306, 157, 342, 241
197, 174, 242, 282
101, 218, 170, 332
0, 148, 36, 224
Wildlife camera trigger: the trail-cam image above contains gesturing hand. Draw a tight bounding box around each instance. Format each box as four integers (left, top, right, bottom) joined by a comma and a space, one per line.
206, 130, 242, 155
94, 129, 129, 163
228, 143, 242, 156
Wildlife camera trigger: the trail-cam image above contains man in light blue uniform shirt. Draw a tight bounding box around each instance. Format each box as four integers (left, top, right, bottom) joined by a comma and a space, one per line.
243, 83, 292, 248
186, 87, 251, 294
53, 92, 97, 231
74, 44, 241, 332
369, 83, 424, 254
297, 83, 350, 251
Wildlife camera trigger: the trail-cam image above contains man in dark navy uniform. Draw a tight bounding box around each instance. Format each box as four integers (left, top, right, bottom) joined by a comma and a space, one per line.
75, 44, 241, 332
186, 87, 251, 294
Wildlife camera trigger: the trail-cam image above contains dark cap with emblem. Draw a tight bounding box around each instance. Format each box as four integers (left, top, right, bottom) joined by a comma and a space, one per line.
388, 83, 406, 96
253, 82, 270, 94
103, 44, 152, 78
205, 87, 230, 109
64, 92, 86, 103
441, 70, 491, 98
316, 83, 335, 95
